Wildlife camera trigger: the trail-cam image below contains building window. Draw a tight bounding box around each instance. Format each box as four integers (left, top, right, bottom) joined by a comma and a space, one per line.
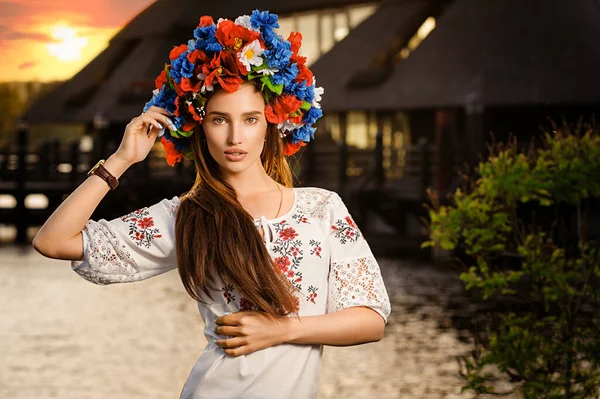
275, 3, 378, 66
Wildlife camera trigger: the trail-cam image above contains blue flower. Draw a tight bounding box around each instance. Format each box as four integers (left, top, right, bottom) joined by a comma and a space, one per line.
302, 106, 322, 125
180, 57, 195, 79
193, 25, 223, 53
271, 63, 298, 86
285, 80, 314, 104
292, 124, 316, 143
143, 85, 177, 114
170, 52, 190, 83
163, 132, 190, 152
264, 38, 292, 70
250, 10, 279, 32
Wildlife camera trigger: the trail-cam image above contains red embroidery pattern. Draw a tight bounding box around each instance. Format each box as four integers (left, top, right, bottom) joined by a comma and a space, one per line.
222, 284, 236, 304
272, 221, 304, 291
121, 208, 162, 248
239, 296, 259, 311
306, 285, 319, 304
331, 215, 362, 244
309, 239, 322, 258
292, 213, 310, 224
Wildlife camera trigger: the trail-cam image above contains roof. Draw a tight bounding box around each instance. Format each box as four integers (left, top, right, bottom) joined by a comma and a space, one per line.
25, 0, 378, 124
338, 0, 600, 110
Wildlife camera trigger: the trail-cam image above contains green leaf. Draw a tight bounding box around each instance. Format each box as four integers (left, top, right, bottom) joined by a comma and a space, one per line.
260, 75, 283, 95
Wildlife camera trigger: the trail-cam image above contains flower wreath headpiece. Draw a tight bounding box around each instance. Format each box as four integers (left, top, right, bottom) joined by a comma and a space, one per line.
143, 9, 325, 166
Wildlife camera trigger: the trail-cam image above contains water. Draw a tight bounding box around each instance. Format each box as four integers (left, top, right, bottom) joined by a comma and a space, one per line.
0, 246, 517, 398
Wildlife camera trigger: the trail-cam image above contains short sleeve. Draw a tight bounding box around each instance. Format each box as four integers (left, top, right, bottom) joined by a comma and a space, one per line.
70, 196, 180, 285
326, 193, 391, 324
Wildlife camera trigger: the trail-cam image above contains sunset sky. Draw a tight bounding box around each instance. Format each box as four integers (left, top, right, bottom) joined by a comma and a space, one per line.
0, 0, 155, 82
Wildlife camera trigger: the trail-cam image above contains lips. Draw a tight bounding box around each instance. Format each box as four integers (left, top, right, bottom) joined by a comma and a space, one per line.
224, 148, 247, 162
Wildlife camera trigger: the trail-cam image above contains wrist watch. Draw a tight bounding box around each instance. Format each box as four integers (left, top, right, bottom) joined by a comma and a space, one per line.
88, 159, 119, 190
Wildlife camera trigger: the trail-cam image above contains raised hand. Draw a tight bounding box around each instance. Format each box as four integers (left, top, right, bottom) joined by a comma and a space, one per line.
114, 106, 176, 165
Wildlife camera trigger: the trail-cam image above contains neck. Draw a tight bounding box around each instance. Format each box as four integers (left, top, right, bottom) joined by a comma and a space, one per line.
221, 161, 275, 196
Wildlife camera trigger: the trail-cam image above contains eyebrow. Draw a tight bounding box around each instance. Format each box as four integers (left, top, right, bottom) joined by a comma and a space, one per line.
206, 110, 263, 117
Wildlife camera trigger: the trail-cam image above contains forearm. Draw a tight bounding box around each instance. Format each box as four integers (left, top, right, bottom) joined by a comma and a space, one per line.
283, 307, 386, 347
32, 153, 132, 259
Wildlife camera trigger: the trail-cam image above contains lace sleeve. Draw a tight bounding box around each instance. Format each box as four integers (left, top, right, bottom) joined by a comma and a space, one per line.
326, 193, 391, 323
70, 196, 180, 285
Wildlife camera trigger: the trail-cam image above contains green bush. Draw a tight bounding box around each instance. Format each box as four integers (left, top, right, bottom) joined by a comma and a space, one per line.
423, 122, 600, 398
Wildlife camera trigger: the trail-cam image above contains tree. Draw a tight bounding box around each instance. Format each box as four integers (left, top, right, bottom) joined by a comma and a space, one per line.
424, 122, 600, 398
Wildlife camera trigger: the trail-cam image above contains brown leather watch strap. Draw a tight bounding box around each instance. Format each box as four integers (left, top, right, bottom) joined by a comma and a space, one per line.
89, 161, 119, 190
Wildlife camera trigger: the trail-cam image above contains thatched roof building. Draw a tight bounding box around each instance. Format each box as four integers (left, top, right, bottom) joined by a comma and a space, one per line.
25, 0, 377, 124
313, 0, 600, 111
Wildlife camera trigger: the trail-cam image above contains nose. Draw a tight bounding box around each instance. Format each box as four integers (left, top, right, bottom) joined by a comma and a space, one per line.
227, 122, 243, 145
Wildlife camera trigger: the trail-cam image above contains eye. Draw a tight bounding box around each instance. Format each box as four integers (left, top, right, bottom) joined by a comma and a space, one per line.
246, 116, 258, 124
213, 117, 226, 124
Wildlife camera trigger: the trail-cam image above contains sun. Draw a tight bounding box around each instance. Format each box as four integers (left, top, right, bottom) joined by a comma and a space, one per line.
46, 25, 88, 62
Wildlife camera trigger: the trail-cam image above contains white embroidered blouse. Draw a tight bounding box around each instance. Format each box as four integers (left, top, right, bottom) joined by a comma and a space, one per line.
71, 187, 391, 399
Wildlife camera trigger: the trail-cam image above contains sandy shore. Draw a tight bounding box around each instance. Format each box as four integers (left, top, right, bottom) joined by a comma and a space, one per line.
0, 246, 517, 398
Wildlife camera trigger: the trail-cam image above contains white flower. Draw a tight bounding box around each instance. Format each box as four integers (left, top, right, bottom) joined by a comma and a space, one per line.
258, 67, 279, 76
196, 73, 214, 93
278, 120, 304, 133
237, 40, 264, 72
152, 88, 160, 96
235, 15, 255, 31
312, 77, 324, 109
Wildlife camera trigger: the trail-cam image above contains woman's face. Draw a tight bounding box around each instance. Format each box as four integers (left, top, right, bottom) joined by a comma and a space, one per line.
203, 82, 268, 176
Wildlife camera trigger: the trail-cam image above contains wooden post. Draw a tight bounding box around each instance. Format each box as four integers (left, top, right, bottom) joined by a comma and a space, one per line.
418, 137, 431, 200
69, 140, 80, 185
375, 131, 384, 188
15, 123, 28, 244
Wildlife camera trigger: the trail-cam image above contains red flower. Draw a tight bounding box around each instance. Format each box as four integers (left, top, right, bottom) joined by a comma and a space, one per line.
187, 49, 208, 65
279, 227, 298, 241
135, 231, 145, 241
180, 77, 202, 93
346, 230, 355, 238
295, 64, 314, 86
201, 52, 244, 93
290, 246, 299, 257
283, 140, 306, 156
287, 270, 295, 278
288, 32, 302, 55
138, 217, 154, 229
181, 119, 197, 132
161, 136, 183, 166
169, 44, 188, 61
155, 69, 167, 90
265, 94, 303, 124
215, 20, 260, 56
197, 16, 214, 28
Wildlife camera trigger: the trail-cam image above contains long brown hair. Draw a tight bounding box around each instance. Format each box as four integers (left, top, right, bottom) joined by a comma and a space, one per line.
174, 84, 299, 318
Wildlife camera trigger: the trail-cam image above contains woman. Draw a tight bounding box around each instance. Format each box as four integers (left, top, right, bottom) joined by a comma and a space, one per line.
33, 10, 391, 398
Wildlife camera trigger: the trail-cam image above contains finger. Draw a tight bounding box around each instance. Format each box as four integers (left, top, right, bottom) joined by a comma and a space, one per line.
215, 325, 241, 336
215, 314, 238, 326
224, 345, 252, 357
217, 336, 246, 349
138, 115, 165, 131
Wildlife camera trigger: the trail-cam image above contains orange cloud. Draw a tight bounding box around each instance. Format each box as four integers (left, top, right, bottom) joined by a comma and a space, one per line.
0, 0, 155, 82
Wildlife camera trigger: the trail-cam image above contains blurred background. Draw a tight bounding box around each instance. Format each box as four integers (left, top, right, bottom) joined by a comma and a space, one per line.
1, 0, 599, 398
